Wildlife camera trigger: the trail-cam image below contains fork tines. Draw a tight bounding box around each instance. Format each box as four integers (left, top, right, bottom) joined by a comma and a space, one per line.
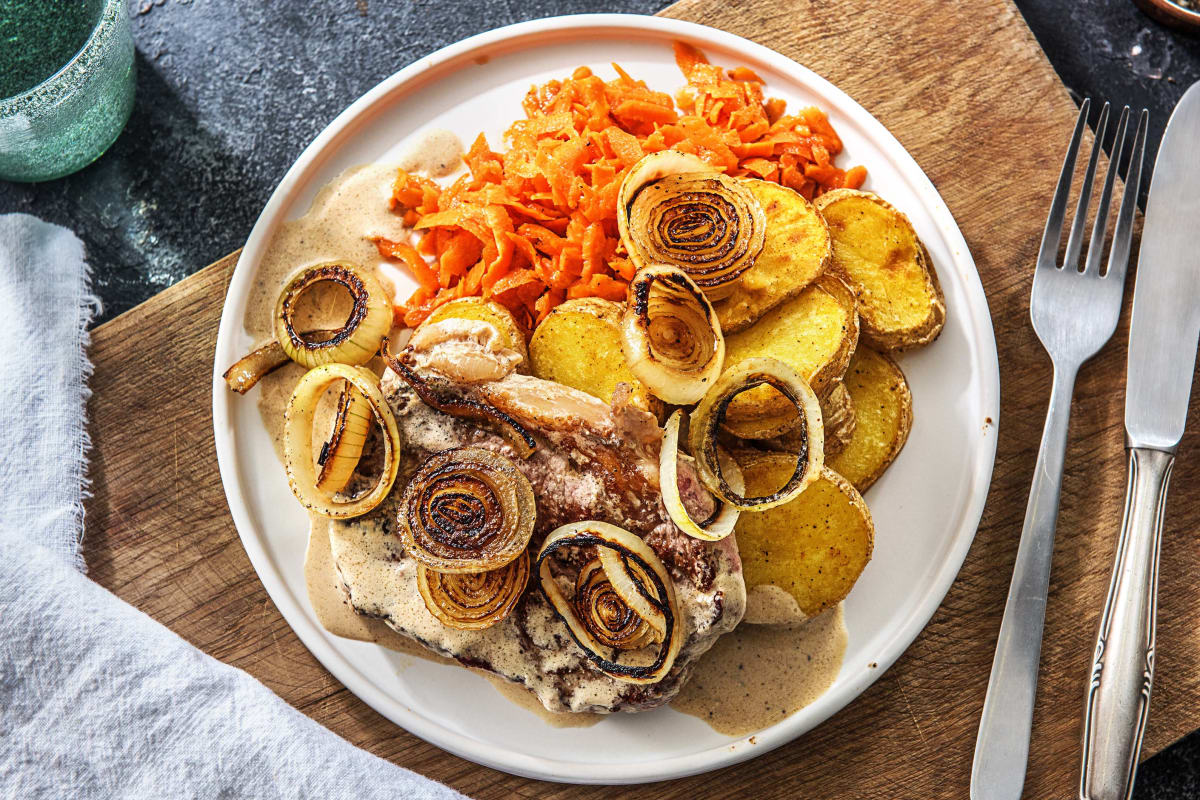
1039, 99, 1150, 279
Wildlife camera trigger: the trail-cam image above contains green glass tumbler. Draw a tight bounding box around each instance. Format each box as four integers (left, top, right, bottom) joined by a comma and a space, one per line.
0, 0, 136, 183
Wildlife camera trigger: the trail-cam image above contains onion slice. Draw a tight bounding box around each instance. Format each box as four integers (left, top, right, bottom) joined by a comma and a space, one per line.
688, 357, 824, 511
659, 410, 743, 541
572, 559, 656, 650
274, 262, 391, 369
283, 364, 401, 518
536, 521, 682, 684
621, 265, 724, 405
399, 447, 536, 574
417, 551, 529, 631
223, 329, 340, 394
382, 346, 537, 459
617, 152, 766, 301
314, 384, 372, 495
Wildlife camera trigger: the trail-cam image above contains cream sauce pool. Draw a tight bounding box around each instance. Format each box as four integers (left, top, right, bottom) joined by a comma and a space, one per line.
240, 130, 846, 736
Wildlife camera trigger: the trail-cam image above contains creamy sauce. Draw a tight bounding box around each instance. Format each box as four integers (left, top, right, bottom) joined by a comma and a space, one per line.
397, 128, 464, 179
242, 150, 847, 736
671, 606, 847, 736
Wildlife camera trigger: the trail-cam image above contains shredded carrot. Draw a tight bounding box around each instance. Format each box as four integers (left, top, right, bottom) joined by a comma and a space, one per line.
382, 42, 865, 331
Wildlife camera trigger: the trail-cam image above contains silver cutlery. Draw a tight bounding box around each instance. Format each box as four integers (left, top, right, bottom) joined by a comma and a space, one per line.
972, 99, 1149, 800
1080, 81, 1200, 800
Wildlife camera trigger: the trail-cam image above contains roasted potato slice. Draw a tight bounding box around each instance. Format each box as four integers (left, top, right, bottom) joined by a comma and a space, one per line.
828, 347, 913, 491
528, 298, 658, 413
735, 455, 874, 624
815, 189, 945, 351
420, 297, 529, 370
714, 180, 831, 334
722, 273, 859, 423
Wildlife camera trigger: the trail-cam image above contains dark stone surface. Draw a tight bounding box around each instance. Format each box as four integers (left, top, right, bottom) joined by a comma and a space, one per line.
2, 0, 1199, 794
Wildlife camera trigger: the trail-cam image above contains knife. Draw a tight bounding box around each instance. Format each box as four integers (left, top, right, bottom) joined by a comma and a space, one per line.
1080, 80, 1200, 800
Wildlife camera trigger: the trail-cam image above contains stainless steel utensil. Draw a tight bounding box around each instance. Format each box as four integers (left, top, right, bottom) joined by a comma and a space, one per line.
1080, 81, 1200, 800
971, 100, 1149, 800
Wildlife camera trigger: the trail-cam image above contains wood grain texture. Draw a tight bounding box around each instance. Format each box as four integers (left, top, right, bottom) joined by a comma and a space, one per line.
84, 0, 1200, 797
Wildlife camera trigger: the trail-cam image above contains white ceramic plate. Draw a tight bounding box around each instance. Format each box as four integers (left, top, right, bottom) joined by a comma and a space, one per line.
212, 14, 999, 784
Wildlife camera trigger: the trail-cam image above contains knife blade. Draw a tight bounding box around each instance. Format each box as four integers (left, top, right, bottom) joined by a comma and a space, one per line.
1081, 80, 1200, 800
1125, 81, 1200, 450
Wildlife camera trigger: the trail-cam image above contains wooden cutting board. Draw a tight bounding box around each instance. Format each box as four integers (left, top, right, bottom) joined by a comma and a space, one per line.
84, 0, 1200, 796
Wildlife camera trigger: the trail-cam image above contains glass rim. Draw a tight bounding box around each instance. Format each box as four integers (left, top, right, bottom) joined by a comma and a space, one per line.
0, 0, 127, 107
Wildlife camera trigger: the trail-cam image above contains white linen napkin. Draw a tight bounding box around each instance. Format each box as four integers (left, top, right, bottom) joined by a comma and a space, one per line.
0, 214, 467, 800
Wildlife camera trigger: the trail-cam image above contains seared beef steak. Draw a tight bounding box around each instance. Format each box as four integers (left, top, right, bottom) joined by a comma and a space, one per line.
328, 320, 746, 712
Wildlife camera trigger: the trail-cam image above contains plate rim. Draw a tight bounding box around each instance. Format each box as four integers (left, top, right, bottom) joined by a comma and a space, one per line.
212, 12, 1000, 785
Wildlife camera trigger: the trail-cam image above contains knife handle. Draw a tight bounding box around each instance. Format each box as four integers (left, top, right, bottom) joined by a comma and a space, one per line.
1080, 446, 1173, 800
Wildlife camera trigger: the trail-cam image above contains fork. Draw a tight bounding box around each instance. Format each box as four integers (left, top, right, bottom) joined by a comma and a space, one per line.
970, 100, 1149, 800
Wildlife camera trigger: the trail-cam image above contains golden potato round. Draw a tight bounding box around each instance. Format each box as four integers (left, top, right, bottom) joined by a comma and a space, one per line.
528, 298, 658, 414
420, 297, 529, 371
714, 179, 832, 333
722, 273, 859, 423
814, 189, 945, 351
827, 347, 913, 492
735, 456, 874, 623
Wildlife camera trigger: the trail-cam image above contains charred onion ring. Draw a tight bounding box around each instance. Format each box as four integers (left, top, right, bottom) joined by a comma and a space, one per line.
416, 550, 529, 630
382, 345, 537, 459
573, 559, 655, 650
314, 383, 372, 495
274, 262, 391, 369
400, 447, 536, 573
283, 364, 401, 518
688, 357, 824, 511
617, 153, 765, 300
536, 521, 682, 684
660, 410, 743, 541
621, 265, 724, 405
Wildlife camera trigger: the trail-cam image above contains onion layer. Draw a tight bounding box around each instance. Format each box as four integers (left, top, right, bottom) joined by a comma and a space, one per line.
536, 521, 682, 684
283, 364, 401, 518
223, 329, 339, 394
274, 262, 391, 369
314, 384, 372, 495
660, 410, 743, 541
621, 265, 724, 405
618, 153, 765, 300
417, 551, 529, 630
400, 447, 536, 573
688, 357, 824, 511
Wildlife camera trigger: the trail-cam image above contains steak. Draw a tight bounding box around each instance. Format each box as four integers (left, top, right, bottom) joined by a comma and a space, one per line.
326, 319, 746, 713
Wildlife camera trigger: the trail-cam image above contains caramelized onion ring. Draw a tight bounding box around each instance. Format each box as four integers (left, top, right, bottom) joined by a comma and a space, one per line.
620, 158, 765, 301
660, 410, 743, 541
283, 364, 401, 518
688, 357, 824, 511
417, 551, 529, 630
400, 447, 536, 573
382, 346, 537, 459
536, 521, 682, 684
621, 265, 724, 405
573, 560, 655, 650
274, 262, 391, 369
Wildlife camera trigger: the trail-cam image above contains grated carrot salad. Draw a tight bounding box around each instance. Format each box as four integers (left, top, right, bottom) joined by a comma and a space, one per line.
379, 42, 866, 331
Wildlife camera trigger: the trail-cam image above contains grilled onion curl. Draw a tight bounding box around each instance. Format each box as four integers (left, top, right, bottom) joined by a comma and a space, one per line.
537, 521, 682, 684
283, 364, 401, 518
660, 410, 743, 541
688, 357, 824, 511
314, 384, 372, 495
621, 265, 725, 405
223, 328, 339, 394
417, 551, 529, 630
274, 261, 391, 369
400, 447, 536, 573
617, 152, 766, 301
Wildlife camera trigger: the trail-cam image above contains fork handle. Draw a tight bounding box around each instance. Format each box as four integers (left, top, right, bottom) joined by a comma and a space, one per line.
1079, 447, 1173, 800
972, 364, 1078, 800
